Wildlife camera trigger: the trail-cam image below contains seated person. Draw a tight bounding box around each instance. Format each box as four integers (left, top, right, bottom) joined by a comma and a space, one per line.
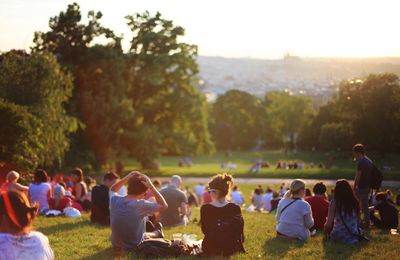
48, 185, 71, 211
262, 187, 273, 211
0, 190, 54, 259
276, 179, 314, 240
1, 171, 29, 193
324, 179, 361, 244
369, 192, 399, 230
29, 169, 52, 214
231, 185, 244, 207
109, 171, 168, 251
90, 172, 120, 225
159, 175, 188, 227
201, 173, 245, 256
270, 192, 281, 212
306, 182, 329, 230
251, 188, 263, 212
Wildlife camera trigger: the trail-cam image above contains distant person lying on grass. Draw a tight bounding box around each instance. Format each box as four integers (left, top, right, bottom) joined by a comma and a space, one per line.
276, 179, 314, 240
0, 190, 54, 260
109, 171, 168, 251
324, 179, 361, 244
369, 192, 398, 231
201, 173, 245, 256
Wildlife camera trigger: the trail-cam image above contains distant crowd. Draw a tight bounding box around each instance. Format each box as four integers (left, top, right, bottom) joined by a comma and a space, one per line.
0, 143, 399, 259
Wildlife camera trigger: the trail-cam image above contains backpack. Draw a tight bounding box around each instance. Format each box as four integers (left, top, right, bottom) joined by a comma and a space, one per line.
210, 213, 245, 253
137, 238, 191, 257
370, 164, 383, 190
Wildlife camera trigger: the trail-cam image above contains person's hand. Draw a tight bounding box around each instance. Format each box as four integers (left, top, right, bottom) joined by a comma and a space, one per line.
137, 173, 153, 189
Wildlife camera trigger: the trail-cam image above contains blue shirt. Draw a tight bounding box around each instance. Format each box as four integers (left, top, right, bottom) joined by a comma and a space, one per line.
110, 195, 158, 249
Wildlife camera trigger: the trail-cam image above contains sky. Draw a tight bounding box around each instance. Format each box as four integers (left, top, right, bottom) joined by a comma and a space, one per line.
1, 0, 400, 59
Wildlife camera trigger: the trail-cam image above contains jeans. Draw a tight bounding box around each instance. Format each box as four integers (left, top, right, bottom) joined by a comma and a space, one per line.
355, 188, 370, 228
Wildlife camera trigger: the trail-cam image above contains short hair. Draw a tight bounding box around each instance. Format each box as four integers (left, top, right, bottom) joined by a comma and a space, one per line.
313, 182, 327, 195
375, 192, 387, 202
33, 169, 48, 184
127, 174, 148, 195
290, 179, 306, 195
71, 168, 83, 182
104, 172, 120, 182
352, 144, 366, 155
232, 185, 238, 191
7, 171, 19, 181
171, 175, 182, 187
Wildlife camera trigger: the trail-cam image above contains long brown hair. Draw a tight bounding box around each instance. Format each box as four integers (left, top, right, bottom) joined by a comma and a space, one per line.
0, 191, 38, 233
334, 179, 360, 217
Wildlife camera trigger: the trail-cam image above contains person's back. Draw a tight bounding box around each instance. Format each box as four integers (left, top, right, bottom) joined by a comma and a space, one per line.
91, 184, 110, 225
160, 185, 187, 226
201, 203, 244, 256
262, 192, 273, 211
29, 182, 51, 212
110, 196, 158, 249
0, 231, 54, 260
231, 190, 244, 206
375, 201, 399, 229
306, 196, 329, 229
330, 208, 359, 244
276, 198, 313, 240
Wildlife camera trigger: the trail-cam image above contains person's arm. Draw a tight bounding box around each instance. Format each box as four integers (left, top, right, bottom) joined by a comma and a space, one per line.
47, 184, 52, 200
354, 170, 362, 189
110, 171, 137, 193
15, 183, 29, 192
75, 183, 82, 200
303, 204, 314, 229
180, 202, 188, 217
324, 200, 335, 234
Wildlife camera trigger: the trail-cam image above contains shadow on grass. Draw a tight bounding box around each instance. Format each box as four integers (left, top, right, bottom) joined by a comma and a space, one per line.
80, 247, 115, 260
263, 237, 305, 258
36, 218, 94, 235
322, 237, 367, 260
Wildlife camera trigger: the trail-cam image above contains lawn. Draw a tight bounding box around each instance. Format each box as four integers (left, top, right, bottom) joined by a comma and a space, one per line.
119, 150, 400, 180
33, 184, 400, 260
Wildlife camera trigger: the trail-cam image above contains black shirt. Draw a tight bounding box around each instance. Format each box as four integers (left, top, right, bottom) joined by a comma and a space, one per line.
200, 203, 244, 256
357, 156, 373, 189
375, 202, 399, 229
90, 184, 110, 225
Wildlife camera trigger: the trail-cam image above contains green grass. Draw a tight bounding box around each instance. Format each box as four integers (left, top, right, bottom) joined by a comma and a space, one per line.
33, 184, 400, 260
119, 150, 400, 180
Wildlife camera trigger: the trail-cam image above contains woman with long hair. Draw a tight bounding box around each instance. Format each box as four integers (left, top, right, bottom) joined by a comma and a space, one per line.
200, 173, 245, 256
70, 168, 89, 210
324, 179, 361, 244
0, 190, 54, 259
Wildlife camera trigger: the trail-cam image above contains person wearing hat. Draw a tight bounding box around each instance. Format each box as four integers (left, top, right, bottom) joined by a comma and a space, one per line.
276, 179, 314, 240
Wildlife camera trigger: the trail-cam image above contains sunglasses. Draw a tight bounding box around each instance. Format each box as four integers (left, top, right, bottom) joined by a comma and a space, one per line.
207, 188, 217, 193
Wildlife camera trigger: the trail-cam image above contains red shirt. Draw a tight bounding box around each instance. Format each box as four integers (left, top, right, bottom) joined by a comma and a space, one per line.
48, 197, 72, 211
305, 196, 329, 230
203, 191, 212, 204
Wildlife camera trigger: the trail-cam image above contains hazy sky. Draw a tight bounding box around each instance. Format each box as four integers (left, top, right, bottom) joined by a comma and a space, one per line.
1, 0, 400, 59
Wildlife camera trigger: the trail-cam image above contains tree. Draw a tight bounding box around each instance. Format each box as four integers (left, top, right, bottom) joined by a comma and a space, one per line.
265, 91, 314, 150
0, 51, 77, 170
123, 12, 214, 168
211, 90, 265, 150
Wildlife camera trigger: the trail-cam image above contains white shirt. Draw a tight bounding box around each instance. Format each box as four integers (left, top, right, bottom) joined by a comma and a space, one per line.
29, 183, 51, 211
231, 191, 244, 206
262, 192, 273, 211
0, 231, 54, 260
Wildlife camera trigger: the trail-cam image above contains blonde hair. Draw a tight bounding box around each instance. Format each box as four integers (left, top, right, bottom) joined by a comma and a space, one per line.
284, 179, 306, 198
6, 171, 19, 182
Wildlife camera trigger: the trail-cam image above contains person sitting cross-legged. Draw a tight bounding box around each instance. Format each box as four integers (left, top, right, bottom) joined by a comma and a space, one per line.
109, 171, 168, 251
369, 192, 399, 231
305, 182, 329, 230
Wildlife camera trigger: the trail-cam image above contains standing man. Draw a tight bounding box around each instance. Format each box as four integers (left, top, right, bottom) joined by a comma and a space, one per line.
352, 144, 373, 229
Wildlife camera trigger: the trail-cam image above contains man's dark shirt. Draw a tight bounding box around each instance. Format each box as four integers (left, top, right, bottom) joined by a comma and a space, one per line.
91, 184, 110, 225
375, 202, 399, 229
357, 156, 373, 189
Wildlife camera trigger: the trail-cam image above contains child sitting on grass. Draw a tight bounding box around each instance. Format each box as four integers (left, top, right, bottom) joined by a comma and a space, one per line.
369, 192, 398, 231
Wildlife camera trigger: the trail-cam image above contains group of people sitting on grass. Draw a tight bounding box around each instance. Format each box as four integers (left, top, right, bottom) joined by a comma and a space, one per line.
0, 144, 399, 259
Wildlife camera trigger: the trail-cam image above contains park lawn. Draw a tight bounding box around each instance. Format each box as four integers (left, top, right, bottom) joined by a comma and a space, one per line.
33, 184, 400, 260
35, 210, 400, 260
120, 150, 400, 180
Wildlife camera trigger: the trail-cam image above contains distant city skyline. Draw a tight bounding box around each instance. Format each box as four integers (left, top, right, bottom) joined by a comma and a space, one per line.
1, 0, 400, 59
